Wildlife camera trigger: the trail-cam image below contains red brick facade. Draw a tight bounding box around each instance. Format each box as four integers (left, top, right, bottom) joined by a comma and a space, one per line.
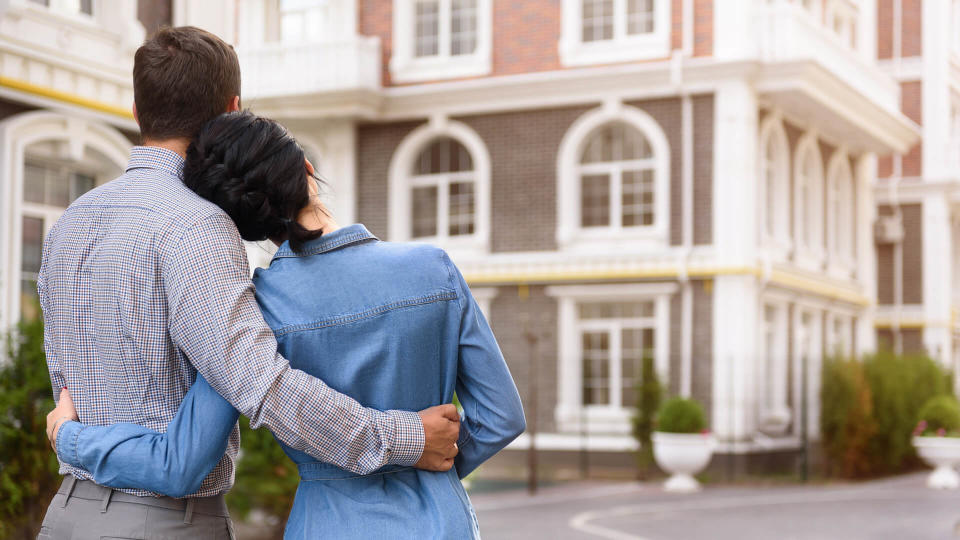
693, 0, 712, 57
901, 81, 922, 178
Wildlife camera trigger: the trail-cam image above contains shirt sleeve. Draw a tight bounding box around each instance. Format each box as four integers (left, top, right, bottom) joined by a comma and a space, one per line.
160, 212, 424, 473
38, 224, 65, 393
443, 254, 526, 478
55, 374, 238, 498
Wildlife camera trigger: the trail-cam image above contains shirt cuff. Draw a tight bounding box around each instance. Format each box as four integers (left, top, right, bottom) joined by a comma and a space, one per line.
384, 410, 424, 467
55, 420, 83, 468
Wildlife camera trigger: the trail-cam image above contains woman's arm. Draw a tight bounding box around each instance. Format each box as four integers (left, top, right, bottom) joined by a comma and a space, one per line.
444, 255, 526, 479
53, 374, 240, 497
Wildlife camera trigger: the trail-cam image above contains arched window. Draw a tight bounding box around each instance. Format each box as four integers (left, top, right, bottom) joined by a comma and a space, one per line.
557, 104, 670, 250
388, 120, 490, 254
758, 115, 790, 249
826, 151, 855, 266
794, 135, 824, 258
0, 112, 129, 329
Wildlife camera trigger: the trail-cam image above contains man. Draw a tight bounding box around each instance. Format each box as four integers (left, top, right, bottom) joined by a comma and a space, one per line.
37, 26, 459, 538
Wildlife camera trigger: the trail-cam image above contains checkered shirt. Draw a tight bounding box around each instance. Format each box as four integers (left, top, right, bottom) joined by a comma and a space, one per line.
39, 146, 424, 497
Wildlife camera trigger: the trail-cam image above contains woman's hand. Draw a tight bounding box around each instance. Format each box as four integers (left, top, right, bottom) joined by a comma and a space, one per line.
46, 387, 78, 450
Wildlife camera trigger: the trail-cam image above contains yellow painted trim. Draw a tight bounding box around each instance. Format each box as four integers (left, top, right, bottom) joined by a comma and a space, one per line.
0, 76, 133, 119
464, 265, 871, 306
874, 320, 927, 330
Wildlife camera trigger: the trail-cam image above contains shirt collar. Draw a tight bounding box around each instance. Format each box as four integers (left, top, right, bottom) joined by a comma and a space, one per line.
125, 146, 186, 177
273, 224, 378, 259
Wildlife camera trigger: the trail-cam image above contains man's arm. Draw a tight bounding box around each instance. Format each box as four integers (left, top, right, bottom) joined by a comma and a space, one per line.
161, 212, 456, 474
51, 376, 238, 498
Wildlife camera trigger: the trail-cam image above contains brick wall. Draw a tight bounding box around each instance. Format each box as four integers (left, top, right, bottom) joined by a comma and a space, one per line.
901, 203, 923, 304
493, 0, 562, 76
455, 106, 592, 252
488, 285, 558, 434
626, 98, 683, 245
877, 328, 926, 354
694, 94, 714, 244
356, 120, 422, 238
358, 0, 394, 86
692, 279, 713, 423
693, 0, 713, 57
902, 0, 922, 57
901, 81, 922, 178
877, 0, 893, 59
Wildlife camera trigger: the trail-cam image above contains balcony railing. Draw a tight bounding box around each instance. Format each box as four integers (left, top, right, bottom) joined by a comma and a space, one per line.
756, 3, 899, 113
238, 37, 381, 99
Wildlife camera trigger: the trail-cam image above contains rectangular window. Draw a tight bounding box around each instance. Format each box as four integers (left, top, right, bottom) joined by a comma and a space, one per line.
621, 169, 654, 226
581, 174, 611, 227
581, 0, 614, 42
21, 216, 45, 311
415, 0, 441, 57
627, 0, 654, 34
451, 0, 478, 55
23, 162, 94, 207
412, 186, 438, 238
582, 331, 611, 405
448, 181, 475, 236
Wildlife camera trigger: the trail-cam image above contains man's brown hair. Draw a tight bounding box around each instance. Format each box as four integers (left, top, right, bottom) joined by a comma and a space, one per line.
133, 26, 241, 141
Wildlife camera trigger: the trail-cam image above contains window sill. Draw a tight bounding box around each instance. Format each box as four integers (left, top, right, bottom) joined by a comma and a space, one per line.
558, 35, 670, 68
558, 226, 669, 254
555, 405, 634, 436
406, 236, 489, 260
389, 53, 492, 84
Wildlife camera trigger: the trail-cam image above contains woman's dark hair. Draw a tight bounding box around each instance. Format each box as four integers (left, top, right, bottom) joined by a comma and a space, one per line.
183, 111, 324, 251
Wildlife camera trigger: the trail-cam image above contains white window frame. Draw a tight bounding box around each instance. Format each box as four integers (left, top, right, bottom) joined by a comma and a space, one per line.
390, 0, 493, 83
825, 149, 856, 276
791, 303, 823, 440
757, 300, 791, 436
0, 112, 130, 334
793, 132, 825, 268
758, 113, 792, 259
825, 311, 854, 358
556, 102, 671, 254
559, 0, 670, 67
388, 119, 491, 257
548, 283, 675, 435
825, 0, 859, 51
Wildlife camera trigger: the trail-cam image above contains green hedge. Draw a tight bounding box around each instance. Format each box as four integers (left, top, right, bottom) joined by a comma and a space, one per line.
657, 397, 707, 434
0, 314, 61, 540
631, 355, 661, 478
820, 351, 953, 478
916, 395, 960, 436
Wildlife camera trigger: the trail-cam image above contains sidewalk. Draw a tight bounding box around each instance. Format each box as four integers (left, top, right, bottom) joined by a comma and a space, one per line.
471, 473, 960, 540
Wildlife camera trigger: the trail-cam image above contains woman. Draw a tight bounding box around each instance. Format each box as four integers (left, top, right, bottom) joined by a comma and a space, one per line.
46, 111, 525, 538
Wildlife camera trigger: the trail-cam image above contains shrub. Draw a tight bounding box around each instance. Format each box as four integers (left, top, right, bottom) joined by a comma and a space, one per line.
863, 351, 951, 473
0, 313, 61, 540
631, 355, 661, 478
916, 395, 960, 436
657, 397, 707, 434
820, 357, 876, 478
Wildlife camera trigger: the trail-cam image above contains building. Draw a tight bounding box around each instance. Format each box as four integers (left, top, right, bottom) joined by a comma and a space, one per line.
0, 0, 931, 476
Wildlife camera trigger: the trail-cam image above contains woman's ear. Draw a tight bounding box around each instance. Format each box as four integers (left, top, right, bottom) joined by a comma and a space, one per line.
305, 158, 315, 176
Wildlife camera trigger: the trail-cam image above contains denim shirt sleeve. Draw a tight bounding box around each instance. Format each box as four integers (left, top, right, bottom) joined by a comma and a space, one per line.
55, 374, 239, 498
444, 255, 526, 478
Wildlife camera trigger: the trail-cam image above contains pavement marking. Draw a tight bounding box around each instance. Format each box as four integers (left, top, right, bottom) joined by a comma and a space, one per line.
567, 486, 923, 540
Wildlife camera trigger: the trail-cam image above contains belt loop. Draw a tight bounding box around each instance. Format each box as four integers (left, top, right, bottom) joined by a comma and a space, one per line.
183, 498, 195, 525
59, 476, 76, 508
100, 488, 113, 513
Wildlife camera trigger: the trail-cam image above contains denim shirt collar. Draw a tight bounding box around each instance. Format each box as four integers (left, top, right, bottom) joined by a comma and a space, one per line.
125, 146, 186, 177
273, 224, 378, 259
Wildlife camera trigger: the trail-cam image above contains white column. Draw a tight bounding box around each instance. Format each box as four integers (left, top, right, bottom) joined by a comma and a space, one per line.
924, 193, 953, 364
922, 0, 951, 180
173, 0, 238, 44
712, 79, 760, 443
316, 120, 357, 226
713, 0, 757, 60
856, 153, 878, 354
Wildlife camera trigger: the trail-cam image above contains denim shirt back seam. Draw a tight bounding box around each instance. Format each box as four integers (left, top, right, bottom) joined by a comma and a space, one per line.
274, 291, 458, 336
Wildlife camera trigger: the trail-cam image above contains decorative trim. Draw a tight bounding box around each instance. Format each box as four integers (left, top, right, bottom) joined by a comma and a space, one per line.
0, 76, 133, 120
558, 0, 671, 67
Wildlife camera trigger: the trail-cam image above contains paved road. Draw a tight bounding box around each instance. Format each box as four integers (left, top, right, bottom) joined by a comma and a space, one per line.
471, 473, 960, 540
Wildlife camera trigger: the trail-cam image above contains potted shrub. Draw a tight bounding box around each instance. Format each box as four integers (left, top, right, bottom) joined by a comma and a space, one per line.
652, 397, 715, 493
913, 395, 960, 489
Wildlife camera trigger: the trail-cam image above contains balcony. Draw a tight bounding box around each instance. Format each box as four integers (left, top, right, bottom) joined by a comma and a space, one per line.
754, 2, 917, 154
237, 37, 382, 117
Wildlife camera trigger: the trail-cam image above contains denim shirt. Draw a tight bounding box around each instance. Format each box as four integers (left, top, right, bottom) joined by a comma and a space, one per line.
56, 225, 525, 537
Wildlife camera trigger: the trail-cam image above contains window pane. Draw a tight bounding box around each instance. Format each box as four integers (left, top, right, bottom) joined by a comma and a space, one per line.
581, 123, 651, 164
22, 216, 44, 276
48, 168, 71, 208
622, 169, 655, 226
414, 138, 473, 175
79, 0, 92, 15
451, 0, 478, 56
28, 0, 50, 6
580, 174, 610, 227
582, 331, 610, 406
71, 173, 95, 203
582, 0, 614, 42
627, 0, 654, 34
24, 163, 47, 204
415, 0, 440, 57
412, 186, 438, 238
448, 181, 475, 236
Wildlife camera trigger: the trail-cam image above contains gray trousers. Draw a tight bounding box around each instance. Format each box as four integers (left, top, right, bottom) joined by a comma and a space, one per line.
38, 477, 235, 540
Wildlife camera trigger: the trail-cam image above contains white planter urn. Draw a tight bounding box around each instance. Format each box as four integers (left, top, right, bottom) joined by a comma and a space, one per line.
652, 431, 716, 493
913, 436, 960, 490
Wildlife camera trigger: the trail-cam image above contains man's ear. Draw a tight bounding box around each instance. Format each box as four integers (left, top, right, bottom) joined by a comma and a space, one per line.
132, 102, 139, 126
227, 95, 240, 113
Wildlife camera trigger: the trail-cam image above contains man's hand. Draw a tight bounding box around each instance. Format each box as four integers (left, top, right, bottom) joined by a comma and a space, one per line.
415, 404, 460, 471
46, 387, 78, 450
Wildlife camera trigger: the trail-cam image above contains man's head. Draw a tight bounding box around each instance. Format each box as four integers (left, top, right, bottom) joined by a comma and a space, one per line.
133, 26, 241, 142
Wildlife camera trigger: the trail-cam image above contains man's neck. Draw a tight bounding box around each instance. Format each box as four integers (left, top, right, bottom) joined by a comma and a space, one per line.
142, 138, 190, 158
